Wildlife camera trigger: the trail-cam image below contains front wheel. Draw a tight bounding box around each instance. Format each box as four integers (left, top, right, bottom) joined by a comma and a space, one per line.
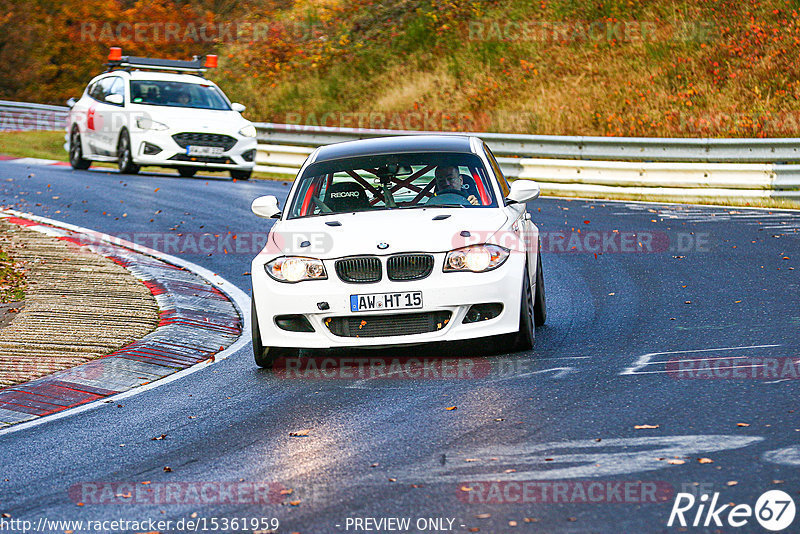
533, 252, 546, 326
496, 264, 535, 353
69, 128, 91, 170
252, 299, 299, 368
230, 169, 252, 180
117, 131, 140, 175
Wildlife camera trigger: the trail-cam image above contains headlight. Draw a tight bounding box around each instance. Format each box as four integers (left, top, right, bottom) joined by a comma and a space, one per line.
238, 124, 257, 137
135, 117, 169, 131
443, 245, 509, 273
265, 257, 327, 283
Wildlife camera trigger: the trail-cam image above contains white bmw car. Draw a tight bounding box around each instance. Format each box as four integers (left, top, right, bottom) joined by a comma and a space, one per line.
66, 50, 257, 179
250, 135, 545, 367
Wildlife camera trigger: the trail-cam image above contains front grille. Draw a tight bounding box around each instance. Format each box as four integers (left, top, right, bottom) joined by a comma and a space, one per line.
325, 311, 451, 338
387, 254, 434, 281
335, 256, 381, 283
172, 132, 237, 151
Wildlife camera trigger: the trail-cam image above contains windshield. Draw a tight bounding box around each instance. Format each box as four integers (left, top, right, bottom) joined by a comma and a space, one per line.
130, 80, 231, 110
287, 153, 498, 220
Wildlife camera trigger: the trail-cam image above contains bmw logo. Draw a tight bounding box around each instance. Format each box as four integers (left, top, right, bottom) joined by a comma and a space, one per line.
377, 242, 389, 250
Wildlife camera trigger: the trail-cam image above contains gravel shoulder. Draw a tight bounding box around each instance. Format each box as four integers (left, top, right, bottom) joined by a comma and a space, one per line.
0, 218, 159, 387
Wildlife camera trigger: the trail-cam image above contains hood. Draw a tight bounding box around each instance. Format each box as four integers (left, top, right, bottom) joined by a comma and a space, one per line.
268, 208, 511, 259
128, 105, 249, 133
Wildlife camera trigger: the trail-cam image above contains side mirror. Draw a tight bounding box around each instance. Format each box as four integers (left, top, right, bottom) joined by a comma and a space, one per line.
507, 179, 540, 204
251, 195, 281, 219
66, 97, 77, 109
231, 103, 246, 113
105, 94, 124, 105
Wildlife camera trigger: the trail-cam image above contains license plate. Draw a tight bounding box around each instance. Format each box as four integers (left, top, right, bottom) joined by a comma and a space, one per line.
350, 291, 422, 312
186, 145, 224, 156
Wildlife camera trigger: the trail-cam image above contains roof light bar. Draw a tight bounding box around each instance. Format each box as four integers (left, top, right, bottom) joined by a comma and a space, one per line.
105, 48, 218, 75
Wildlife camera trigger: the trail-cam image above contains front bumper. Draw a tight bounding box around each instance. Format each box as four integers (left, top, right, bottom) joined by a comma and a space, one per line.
129, 130, 257, 170
251, 252, 527, 349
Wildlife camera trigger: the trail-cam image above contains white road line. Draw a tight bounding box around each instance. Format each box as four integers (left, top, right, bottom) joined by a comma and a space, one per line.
634, 355, 754, 367
488, 367, 576, 381
547, 195, 800, 213
619, 344, 781, 376
625, 364, 769, 376
0, 209, 251, 437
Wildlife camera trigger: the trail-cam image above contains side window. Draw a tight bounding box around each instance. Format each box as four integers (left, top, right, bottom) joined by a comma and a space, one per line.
484, 143, 510, 197
89, 79, 106, 102
107, 77, 124, 106
89, 77, 115, 102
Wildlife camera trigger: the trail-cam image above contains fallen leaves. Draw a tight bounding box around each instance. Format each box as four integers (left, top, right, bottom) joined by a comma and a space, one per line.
163, 466, 172, 472
667, 459, 685, 465
151, 434, 166, 441
697, 458, 714, 464
445, 406, 457, 411
634, 424, 660, 430
737, 422, 750, 427
289, 429, 310, 437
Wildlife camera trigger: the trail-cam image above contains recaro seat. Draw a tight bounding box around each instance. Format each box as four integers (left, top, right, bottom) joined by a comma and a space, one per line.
325, 181, 370, 213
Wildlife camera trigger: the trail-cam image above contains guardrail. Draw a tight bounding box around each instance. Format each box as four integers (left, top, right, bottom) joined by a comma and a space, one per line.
0, 100, 68, 132
254, 123, 800, 163
253, 123, 800, 200
1, 100, 797, 200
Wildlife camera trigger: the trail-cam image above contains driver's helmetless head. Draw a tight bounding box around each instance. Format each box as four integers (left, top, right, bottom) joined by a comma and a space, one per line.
435, 166, 461, 189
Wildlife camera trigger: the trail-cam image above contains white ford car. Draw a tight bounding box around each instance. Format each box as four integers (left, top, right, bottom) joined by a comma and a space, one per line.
66, 49, 257, 179
250, 135, 545, 367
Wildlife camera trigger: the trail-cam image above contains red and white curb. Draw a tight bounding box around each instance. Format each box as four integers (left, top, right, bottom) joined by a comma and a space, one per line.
0, 155, 69, 167
0, 209, 251, 434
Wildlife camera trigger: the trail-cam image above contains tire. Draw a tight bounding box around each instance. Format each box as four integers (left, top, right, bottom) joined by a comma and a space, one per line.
117, 130, 140, 175
497, 264, 535, 353
533, 252, 547, 327
69, 127, 91, 170
230, 169, 252, 180
251, 299, 299, 368
178, 167, 198, 178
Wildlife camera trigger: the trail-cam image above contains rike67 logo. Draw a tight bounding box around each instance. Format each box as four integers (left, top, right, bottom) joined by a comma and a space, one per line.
668, 490, 796, 531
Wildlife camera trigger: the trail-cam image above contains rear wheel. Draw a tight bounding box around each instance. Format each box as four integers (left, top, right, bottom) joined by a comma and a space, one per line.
178, 167, 198, 178
117, 130, 140, 174
252, 299, 299, 368
69, 127, 91, 170
231, 169, 252, 180
533, 252, 547, 327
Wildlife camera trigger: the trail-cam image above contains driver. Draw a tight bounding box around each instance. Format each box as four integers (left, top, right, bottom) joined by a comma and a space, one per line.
434, 166, 478, 205
176, 91, 191, 105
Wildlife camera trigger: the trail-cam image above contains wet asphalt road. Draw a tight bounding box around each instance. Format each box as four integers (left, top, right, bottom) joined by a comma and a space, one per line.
0, 161, 799, 534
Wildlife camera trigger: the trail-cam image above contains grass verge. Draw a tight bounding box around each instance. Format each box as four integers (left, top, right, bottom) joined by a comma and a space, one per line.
0, 247, 25, 303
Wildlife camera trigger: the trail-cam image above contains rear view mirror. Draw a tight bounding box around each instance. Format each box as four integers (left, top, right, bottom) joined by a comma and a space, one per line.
507, 179, 541, 204
66, 97, 77, 108
252, 195, 281, 219
232, 103, 246, 113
